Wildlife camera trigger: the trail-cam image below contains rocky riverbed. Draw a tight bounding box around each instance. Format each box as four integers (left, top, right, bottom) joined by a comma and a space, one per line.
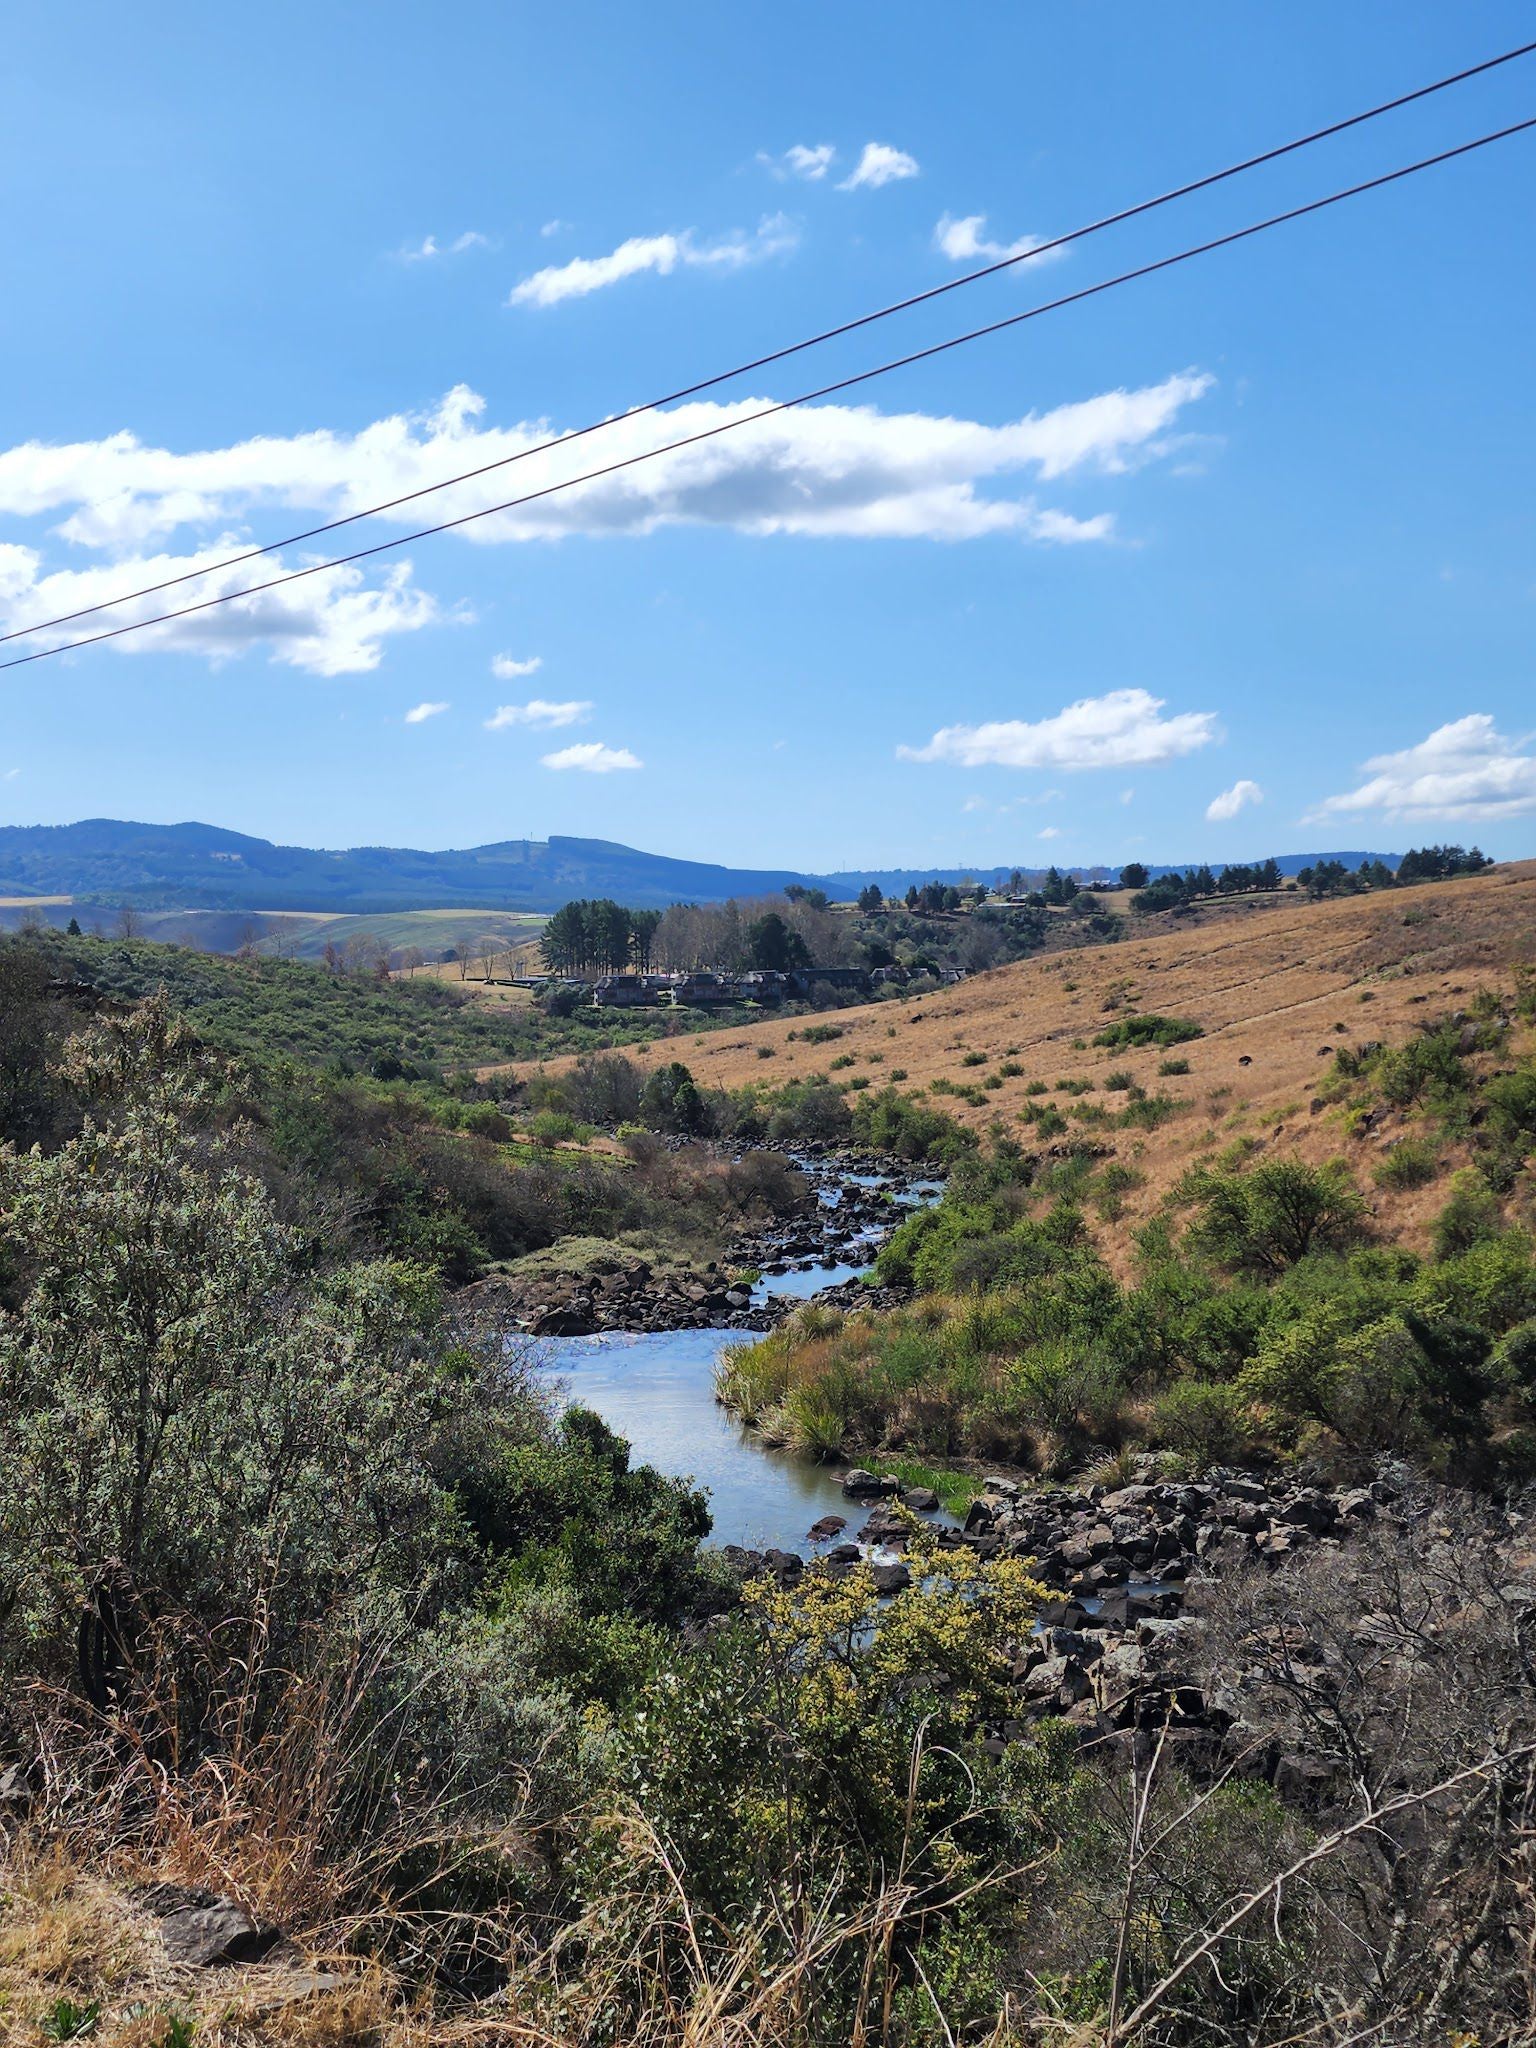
718, 1459, 1523, 1780
480, 1150, 939, 1337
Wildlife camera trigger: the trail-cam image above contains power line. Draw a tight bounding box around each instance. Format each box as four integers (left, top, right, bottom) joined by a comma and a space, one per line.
3, 111, 1532, 675
4, 36, 1533, 651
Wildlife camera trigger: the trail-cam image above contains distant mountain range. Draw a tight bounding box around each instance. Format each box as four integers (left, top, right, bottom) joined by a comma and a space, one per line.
0, 818, 1402, 915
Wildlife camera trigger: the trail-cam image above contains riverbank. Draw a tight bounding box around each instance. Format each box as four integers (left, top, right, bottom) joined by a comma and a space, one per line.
474, 1147, 942, 1336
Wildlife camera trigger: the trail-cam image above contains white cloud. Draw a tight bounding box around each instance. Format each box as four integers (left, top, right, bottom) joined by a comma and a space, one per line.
2, 767, 18, 781
0, 375, 1213, 667
0, 375, 1211, 553
398, 231, 490, 262
934, 214, 1058, 266
1120, 788, 1135, 805
509, 214, 797, 307
898, 689, 1220, 772
0, 538, 443, 675
1206, 777, 1264, 822
404, 699, 449, 723
541, 741, 641, 773
1308, 714, 1536, 823
491, 652, 542, 679
1037, 825, 1062, 840
759, 142, 836, 182
839, 142, 920, 190
540, 219, 570, 238
485, 698, 592, 730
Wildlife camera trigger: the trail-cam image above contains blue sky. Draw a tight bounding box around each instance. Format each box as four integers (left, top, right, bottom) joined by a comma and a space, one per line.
2, 1, 1533, 872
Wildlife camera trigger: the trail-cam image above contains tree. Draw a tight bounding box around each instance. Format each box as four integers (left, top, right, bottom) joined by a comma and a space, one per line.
114, 903, 141, 940
1188, 1158, 1367, 1277
541, 900, 589, 975
747, 911, 810, 972
629, 908, 662, 971
904, 885, 919, 911
640, 1060, 707, 1135
857, 884, 883, 914
65, 916, 83, 937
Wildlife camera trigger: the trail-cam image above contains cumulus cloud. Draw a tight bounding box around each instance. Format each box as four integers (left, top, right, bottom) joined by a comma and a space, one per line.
491, 652, 542, 679
485, 698, 592, 730
759, 142, 835, 181
404, 699, 449, 723
509, 214, 797, 307
1206, 777, 1263, 822
541, 741, 641, 772
0, 538, 443, 676
398, 231, 490, 262
0, 374, 1213, 668
934, 214, 1057, 265
839, 142, 920, 190
0, 375, 1211, 555
898, 689, 1219, 772
1308, 714, 1536, 823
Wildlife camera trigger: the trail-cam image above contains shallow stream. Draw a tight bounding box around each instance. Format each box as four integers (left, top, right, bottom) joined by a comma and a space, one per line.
534, 1155, 947, 1555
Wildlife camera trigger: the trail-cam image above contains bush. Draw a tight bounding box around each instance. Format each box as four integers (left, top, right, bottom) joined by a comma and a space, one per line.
1433, 1169, 1502, 1258
1094, 1013, 1204, 1050
1187, 1158, 1367, 1276
1372, 1138, 1439, 1190
1149, 1380, 1257, 1465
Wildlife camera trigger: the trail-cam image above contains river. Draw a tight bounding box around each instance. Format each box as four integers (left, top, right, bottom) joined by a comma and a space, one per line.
534, 1156, 947, 1555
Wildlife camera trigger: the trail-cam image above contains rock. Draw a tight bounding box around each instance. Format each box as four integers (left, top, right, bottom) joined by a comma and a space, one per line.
0, 1762, 36, 1823
842, 1468, 897, 1498
963, 1498, 997, 1535
827, 1542, 861, 1564
764, 1548, 803, 1578
807, 1515, 847, 1541
871, 1560, 911, 1595
982, 1476, 1020, 1500
138, 1884, 283, 1968
1221, 1477, 1269, 1505
899, 1485, 941, 1513
530, 1303, 592, 1336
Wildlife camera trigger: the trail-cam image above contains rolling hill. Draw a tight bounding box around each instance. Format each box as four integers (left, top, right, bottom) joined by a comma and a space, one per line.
494, 861, 1536, 1260
0, 817, 1402, 917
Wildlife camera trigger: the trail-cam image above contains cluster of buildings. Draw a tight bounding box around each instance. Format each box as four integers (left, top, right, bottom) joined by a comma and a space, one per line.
512, 964, 904, 1008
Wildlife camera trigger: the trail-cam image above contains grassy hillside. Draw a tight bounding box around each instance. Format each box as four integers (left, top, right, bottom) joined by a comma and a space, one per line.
507, 861, 1536, 1257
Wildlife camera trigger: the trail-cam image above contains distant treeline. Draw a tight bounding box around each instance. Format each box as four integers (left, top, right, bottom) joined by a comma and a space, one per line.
1127, 844, 1490, 915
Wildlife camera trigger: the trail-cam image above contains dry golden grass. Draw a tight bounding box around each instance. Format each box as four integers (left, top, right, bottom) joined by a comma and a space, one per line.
488, 863, 1536, 1258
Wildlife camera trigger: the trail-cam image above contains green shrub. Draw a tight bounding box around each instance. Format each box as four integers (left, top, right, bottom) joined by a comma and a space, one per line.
1433, 1169, 1502, 1258
1149, 1380, 1257, 1465
1094, 1013, 1203, 1050
1187, 1158, 1367, 1276
1372, 1139, 1439, 1190
1158, 1056, 1191, 1077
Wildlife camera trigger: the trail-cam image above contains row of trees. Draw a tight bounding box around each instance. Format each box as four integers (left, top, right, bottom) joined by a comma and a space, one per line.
540, 893, 857, 977
1298, 844, 1492, 899
540, 898, 664, 975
